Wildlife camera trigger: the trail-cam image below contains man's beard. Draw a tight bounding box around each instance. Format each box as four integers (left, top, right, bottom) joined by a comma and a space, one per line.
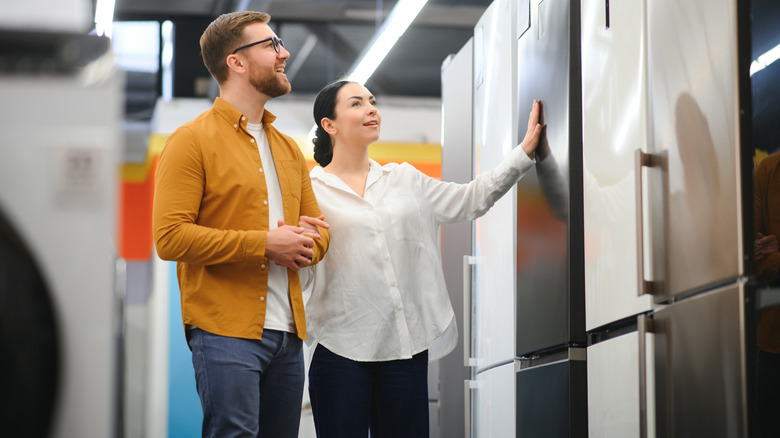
250, 67, 291, 98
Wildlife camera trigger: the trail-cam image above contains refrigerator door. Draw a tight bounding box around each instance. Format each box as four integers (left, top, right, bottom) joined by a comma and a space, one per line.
652, 283, 748, 437
645, 0, 746, 300
588, 330, 656, 438
516, 350, 587, 437
440, 38, 474, 438
472, 0, 517, 367
515, 0, 585, 356
469, 362, 516, 438
581, 0, 655, 331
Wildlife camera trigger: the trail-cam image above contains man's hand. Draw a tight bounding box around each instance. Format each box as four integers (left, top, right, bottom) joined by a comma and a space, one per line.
755, 232, 779, 257
298, 215, 329, 240
266, 221, 316, 271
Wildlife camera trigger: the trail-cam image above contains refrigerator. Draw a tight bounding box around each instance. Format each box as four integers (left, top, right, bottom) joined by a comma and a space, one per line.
514, 0, 587, 436
439, 38, 474, 438
464, 0, 520, 436
584, 0, 757, 436
643, 0, 754, 435
579, 0, 657, 436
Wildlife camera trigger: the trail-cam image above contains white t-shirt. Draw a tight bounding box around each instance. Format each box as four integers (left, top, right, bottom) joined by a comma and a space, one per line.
246, 122, 294, 332
305, 145, 536, 362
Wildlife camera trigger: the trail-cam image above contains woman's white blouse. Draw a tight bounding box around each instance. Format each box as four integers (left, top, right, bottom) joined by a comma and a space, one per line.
305, 146, 535, 362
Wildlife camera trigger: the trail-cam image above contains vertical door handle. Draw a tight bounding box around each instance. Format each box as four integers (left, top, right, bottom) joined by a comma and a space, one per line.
638, 314, 655, 438
635, 149, 656, 296
463, 255, 479, 366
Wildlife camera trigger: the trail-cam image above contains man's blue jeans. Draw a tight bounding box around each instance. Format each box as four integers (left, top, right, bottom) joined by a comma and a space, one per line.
188, 328, 304, 438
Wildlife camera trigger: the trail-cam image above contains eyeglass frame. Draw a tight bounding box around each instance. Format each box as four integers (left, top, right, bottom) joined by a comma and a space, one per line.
232, 36, 284, 54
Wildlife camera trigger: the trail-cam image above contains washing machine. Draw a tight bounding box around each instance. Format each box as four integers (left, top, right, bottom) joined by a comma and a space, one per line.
0, 30, 123, 437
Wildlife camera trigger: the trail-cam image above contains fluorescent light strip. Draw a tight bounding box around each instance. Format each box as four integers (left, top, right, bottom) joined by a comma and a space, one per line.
750, 42, 780, 77
308, 0, 429, 140
94, 0, 116, 37
348, 0, 429, 84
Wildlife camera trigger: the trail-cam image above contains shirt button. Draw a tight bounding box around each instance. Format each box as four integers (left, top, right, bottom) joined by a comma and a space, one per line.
250, 138, 255, 143
391, 281, 397, 287
396, 305, 402, 311
260, 296, 265, 301
263, 200, 268, 205
241, 116, 246, 121
385, 256, 390, 262
259, 168, 264, 173
260, 264, 266, 269
377, 229, 383, 234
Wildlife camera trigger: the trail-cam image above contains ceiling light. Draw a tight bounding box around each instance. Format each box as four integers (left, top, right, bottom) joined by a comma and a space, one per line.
348, 0, 429, 84
94, 0, 116, 37
750, 42, 780, 77
307, 0, 429, 141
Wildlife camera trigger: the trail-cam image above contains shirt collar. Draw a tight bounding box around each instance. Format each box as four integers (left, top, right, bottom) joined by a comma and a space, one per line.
212, 97, 277, 131
310, 158, 387, 194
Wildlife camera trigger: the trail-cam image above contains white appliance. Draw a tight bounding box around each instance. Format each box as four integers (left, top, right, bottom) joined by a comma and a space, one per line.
465, 0, 519, 435
0, 31, 123, 438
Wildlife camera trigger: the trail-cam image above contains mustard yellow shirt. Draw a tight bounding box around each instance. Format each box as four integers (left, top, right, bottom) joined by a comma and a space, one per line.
153, 97, 329, 341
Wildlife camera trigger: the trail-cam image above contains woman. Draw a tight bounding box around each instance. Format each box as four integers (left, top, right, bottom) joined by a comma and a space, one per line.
305, 80, 542, 437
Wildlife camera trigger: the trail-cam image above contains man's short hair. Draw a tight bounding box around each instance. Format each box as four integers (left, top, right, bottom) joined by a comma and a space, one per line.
200, 11, 271, 84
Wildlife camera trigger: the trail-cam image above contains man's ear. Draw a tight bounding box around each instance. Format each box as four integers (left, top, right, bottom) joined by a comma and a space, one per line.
321, 117, 337, 135
225, 53, 246, 76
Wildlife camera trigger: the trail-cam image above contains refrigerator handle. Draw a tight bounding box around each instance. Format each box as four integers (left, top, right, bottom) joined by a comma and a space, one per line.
464, 380, 473, 438
638, 314, 654, 438
635, 149, 656, 296
463, 255, 477, 367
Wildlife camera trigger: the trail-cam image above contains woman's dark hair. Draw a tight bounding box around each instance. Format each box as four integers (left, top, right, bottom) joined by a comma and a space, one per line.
312, 80, 355, 167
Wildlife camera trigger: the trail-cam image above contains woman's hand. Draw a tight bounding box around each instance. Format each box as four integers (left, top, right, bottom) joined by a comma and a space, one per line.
520, 100, 544, 158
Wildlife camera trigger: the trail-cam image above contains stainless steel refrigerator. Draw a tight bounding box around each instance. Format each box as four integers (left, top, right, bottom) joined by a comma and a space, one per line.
583, 0, 757, 436
514, 0, 587, 436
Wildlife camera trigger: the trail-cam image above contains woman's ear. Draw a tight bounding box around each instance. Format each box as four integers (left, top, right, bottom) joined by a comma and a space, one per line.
321, 117, 337, 135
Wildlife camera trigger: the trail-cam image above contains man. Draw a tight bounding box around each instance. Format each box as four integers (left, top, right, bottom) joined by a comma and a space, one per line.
152, 11, 329, 438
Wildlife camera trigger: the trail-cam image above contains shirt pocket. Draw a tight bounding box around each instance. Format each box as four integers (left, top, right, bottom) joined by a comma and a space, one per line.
279, 160, 303, 202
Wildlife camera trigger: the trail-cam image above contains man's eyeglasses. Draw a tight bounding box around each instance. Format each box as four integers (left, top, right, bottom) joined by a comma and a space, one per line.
232, 36, 284, 54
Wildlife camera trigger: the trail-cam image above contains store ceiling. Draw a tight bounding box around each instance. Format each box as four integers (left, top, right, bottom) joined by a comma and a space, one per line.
111, 0, 491, 98
108, 0, 778, 150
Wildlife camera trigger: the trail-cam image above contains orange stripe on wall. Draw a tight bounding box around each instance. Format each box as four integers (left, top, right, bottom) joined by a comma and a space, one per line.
119, 158, 158, 261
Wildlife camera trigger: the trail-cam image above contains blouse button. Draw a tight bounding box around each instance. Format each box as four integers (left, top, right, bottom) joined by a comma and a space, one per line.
260, 296, 265, 301
260, 264, 266, 270
241, 116, 246, 121
259, 168, 264, 173
233, 124, 238, 128
263, 200, 268, 205
250, 138, 255, 143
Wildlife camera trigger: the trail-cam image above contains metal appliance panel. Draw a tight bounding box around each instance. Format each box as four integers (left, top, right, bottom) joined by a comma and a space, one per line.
472, 0, 518, 367
515, 0, 585, 356
473, 363, 516, 438
581, 0, 655, 330
587, 331, 652, 438
646, 0, 744, 299
652, 283, 747, 437
440, 38, 474, 438
516, 352, 588, 437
